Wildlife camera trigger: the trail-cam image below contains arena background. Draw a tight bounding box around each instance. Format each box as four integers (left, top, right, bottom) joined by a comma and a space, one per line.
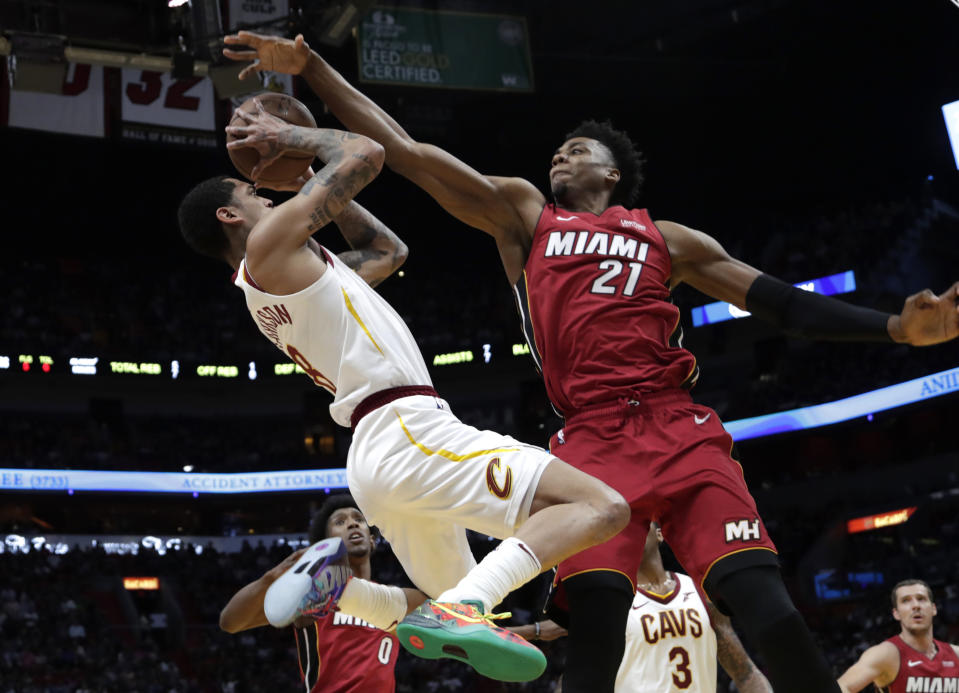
1, 0, 957, 690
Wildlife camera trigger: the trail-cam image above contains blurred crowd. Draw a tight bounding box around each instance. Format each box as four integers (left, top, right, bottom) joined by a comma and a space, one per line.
2, 497, 957, 693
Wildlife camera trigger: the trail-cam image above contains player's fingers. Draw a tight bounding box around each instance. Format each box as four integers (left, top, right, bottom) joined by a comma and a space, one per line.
235, 30, 262, 44
919, 288, 938, 307
908, 288, 936, 309
237, 62, 261, 80
225, 136, 251, 149
222, 48, 258, 61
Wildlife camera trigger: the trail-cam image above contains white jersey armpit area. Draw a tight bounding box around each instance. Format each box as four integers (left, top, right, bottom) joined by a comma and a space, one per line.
235, 249, 431, 427
235, 247, 554, 598
616, 572, 717, 693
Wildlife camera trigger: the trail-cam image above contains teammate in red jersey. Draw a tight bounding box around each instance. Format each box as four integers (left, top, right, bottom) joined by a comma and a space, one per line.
220, 494, 424, 692
838, 580, 959, 693
222, 31, 959, 693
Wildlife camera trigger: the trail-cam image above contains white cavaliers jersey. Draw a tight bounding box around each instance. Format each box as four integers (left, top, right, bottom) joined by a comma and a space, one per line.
235, 249, 432, 427
615, 572, 717, 693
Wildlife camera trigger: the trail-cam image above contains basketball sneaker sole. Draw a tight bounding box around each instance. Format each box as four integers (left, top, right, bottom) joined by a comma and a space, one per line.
396, 601, 546, 682
263, 537, 350, 627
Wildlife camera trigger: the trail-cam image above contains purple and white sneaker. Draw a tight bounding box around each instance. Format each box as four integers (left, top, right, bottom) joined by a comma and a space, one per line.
264, 537, 351, 627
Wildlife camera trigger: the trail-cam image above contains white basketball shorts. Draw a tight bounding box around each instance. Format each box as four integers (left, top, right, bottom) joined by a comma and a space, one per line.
347, 393, 554, 599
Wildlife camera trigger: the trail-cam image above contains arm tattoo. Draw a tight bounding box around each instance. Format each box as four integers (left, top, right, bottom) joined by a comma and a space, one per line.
300, 165, 379, 234
334, 202, 407, 282
716, 623, 756, 681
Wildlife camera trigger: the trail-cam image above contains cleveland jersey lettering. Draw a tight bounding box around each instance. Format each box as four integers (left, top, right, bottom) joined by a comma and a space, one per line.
295, 610, 398, 692
515, 204, 698, 416
881, 636, 959, 693
616, 573, 717, 692
235, 247, 432, 427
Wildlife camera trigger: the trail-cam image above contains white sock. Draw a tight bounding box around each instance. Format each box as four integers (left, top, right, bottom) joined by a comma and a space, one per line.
436, 537, 542, 613
336, 578, 408, 631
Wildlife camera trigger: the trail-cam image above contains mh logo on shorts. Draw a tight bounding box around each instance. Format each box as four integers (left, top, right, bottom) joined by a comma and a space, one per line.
486, 458, 513, 500
724, 518, 762, 543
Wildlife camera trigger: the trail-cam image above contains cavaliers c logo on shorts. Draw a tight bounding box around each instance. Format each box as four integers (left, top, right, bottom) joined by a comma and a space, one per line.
486, 458, 513, 499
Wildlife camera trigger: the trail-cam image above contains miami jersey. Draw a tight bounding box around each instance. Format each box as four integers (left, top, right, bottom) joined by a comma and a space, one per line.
616, 572, 717, 693
515, 204, 698, 416
880, 635, 959, 693
235, 248, 432, 427
295, 611, 398, 692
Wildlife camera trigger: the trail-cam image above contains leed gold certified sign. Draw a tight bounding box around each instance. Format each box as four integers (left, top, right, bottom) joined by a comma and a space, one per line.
358, 7, 533, 92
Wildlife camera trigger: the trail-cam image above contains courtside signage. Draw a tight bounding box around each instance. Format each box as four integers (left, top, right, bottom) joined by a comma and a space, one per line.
123, 577, 160, 590
724, 366, 959, 441
0, 468, 348, 494
691, 271, 856, 327
846, 507, 917, 534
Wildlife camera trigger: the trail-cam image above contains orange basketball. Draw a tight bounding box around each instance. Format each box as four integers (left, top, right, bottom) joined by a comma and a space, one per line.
227, 92, 317, 185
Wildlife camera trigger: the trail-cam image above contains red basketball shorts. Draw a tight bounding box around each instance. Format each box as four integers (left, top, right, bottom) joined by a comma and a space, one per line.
551, 390, 778, 602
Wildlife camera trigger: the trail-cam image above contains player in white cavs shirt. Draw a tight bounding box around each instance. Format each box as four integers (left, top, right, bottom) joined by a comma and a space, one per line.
177, 100, 628, 683
514, 523, 772, 692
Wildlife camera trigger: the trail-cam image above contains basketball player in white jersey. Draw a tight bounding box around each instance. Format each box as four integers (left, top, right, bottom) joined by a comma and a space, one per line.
513, 523, 772, 692
176, 100, 629, 683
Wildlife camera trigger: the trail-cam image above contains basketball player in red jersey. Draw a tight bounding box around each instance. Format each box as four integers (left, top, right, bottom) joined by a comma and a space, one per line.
221, 494, 423, 692
222, 31, 959, 693
838, 580, 959, 693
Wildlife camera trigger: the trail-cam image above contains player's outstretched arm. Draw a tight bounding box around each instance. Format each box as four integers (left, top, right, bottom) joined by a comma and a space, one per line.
837, 642, 899, 693
658, 219, 959, 345
331, 202, 409, 288
220, 549, 306, 633
223, 31, 544, 245
708, 604, 772, 693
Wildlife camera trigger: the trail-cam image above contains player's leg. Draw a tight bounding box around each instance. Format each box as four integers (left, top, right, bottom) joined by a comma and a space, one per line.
533, 404, 652, 693
661, 401, 840, 693
435, 457, 630, 609
710, 565, 841, 693
351, 395, 628, 613
563, 572, 634, 693
543, 505, 651, 693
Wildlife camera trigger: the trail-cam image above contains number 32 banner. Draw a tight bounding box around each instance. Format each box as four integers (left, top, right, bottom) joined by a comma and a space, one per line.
120, 69, 217, 148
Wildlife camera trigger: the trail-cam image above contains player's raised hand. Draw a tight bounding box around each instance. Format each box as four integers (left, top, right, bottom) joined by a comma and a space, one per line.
225, 99, 291, 177
891, 282, 959, 346
223, 31, 311, 80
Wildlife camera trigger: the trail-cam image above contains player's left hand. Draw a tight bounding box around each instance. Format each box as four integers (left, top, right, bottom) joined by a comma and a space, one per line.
223, 31, 311, 80
254, 166, 316, 193
892, 282, 959, 346
226, 98, 292, 178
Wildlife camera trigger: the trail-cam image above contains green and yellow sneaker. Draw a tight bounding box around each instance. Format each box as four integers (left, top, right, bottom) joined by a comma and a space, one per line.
396, 600, 546, 682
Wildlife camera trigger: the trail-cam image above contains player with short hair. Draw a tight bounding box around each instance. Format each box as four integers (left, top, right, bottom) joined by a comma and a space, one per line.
513, 523, 772, 693
220, 494, 421, 692
178, 104, 629, 682
220, 31, 959, 693
838, 579, 959, 693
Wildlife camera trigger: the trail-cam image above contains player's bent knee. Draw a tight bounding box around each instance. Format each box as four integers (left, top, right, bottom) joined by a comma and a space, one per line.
588, 486, 630, 542
603, 490, 631, 538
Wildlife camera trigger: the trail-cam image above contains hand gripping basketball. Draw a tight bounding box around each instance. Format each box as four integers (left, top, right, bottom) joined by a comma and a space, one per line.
225, 92, 317, 185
